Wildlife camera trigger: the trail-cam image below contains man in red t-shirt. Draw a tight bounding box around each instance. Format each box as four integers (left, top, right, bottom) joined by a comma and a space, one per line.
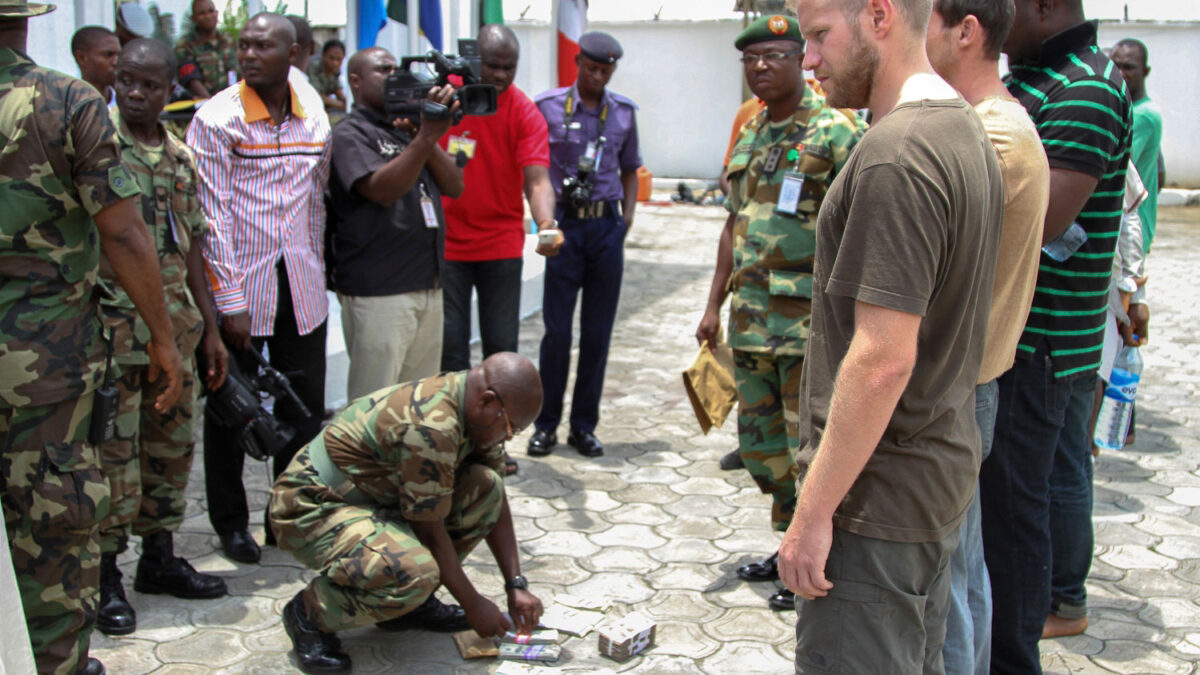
440, 24, 559, 375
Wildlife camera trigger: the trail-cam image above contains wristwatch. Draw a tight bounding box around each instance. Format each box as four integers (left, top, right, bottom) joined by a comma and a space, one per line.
504, 575, 529, 592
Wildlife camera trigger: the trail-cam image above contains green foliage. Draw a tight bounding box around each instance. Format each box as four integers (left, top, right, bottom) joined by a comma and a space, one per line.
212, 0, 290, 42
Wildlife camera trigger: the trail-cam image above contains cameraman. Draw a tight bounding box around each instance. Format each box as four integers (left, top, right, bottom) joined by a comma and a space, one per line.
327, 47, 464, 401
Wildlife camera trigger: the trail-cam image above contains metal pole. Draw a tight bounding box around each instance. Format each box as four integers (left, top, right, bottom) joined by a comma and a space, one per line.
409, 0, 420, 52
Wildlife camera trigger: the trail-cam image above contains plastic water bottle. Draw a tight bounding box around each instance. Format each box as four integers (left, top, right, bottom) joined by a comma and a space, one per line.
1094, 342, 1144, 450
1043, 222, 1089, 262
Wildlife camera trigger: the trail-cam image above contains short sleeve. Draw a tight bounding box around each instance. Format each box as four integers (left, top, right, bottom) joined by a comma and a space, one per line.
331, 121, 387, 193
825, 163, 946, 316
618, 107, 642, 173
514, 95, 550, 169
1033, 76, 1126, 178
67, 84, 137, 215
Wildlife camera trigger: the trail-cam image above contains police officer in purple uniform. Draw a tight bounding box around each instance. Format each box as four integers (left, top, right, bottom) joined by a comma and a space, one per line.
527, 31, 641, 459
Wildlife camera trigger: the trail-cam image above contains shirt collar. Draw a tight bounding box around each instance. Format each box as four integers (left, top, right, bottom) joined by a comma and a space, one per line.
1029, 21, 1098, 67
111, 107, 178, 162
239, 79, 307, 124
0, 47, 33, 68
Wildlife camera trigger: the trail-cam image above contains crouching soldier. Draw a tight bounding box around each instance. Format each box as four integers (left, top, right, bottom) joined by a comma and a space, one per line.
271, 352, 544, 673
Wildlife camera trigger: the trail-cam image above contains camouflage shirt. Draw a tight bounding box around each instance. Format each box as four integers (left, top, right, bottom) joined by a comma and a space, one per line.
306, 62, 342, 101
725, 87, 865, 356
175, 30, 239, 97
99, 109, 208, 367
321, 372, 505, 521
0, 48, 139, 407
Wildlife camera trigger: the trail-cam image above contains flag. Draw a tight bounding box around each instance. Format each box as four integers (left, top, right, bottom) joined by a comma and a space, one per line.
388, 0, 444, 51
358, 0, 387, 49
481, 0, 504, 25
557, 0, 587, 87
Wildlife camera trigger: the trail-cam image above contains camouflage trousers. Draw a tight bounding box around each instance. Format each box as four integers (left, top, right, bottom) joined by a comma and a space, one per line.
97, 357, 199, 554
735, 350, 803, 531
1, 392, 110, 675
270, 446, 504, 633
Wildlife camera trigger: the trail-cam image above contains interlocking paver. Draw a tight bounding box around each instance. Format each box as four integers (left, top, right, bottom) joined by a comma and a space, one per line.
87, 206, 1200, 673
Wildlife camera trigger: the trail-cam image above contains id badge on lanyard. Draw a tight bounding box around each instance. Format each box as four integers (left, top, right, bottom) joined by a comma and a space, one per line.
419, 184, 439, 229
776, 171, 805, 215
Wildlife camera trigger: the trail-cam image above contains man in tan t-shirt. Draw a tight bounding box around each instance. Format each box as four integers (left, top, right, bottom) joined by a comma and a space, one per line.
926, 0, 1049, 671
784, 0, 1004, 671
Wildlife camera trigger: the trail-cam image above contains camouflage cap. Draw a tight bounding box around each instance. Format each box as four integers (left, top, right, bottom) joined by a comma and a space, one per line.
0, 0, 56, 18
735, 14, 804, 51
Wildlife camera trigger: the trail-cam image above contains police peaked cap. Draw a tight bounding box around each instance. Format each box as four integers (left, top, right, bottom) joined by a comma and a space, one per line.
735, 14, 805, 51
578, 31, 623, 64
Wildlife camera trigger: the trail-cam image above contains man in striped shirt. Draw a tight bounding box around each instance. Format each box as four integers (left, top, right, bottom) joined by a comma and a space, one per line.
979, 1, 1131, 671
188, 12, 332, 565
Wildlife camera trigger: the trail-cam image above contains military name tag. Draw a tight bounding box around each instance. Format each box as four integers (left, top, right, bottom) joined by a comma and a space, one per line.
763, 146, 784, 174
776, 171, 804, 215
447, 135, 477, 159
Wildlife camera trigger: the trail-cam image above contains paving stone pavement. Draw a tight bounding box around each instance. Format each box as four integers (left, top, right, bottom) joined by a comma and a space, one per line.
91, 206, 1200, 674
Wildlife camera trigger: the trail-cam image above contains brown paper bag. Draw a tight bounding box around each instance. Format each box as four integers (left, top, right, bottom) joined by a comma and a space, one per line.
682, 339, 736, 434
453, 630, 499, 659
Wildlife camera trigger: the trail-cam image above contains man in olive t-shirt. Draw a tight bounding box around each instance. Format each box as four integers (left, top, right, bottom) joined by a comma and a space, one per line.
784, 0, 1004, 671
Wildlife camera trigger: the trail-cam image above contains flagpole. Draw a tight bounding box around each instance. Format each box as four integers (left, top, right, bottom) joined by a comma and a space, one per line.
449, 0, 459, 46
550, 0, 560, 90
409, 0, 420, 53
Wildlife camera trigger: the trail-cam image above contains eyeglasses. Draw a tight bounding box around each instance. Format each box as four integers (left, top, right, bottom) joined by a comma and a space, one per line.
740, 49, 802, 67
488, 387, 514, 440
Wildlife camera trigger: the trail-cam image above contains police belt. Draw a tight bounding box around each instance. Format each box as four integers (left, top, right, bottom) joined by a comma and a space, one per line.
563, 200, 617, 220
307, 437, 370, 506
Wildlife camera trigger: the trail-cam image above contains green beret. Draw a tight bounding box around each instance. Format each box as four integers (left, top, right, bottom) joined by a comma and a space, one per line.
735, 14, 804, 51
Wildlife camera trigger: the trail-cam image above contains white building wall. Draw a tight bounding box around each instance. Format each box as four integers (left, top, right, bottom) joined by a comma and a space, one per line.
1096, 22, 1199, 187
21, 6, 1200, 186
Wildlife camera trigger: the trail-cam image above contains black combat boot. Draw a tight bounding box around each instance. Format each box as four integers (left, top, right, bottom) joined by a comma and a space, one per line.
283, 592, 352, 673
96, 552, 136, 636
133, 531, 227, 599
81, 657, 106, 675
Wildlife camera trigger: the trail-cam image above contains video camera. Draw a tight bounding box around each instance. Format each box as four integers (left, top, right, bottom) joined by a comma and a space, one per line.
384, 38, 498, 125
205, 350, 311, 462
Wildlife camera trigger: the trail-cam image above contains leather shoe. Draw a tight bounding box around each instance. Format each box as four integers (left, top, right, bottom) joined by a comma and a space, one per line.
376, 593, 471, 633
718, 449, 744, 471
219, 530, 261, 564
96, 553, 136, 636
284, 592, 351, 673
135, 557, 227, 599
567, 430, 604, 457
82, 658, 106, 675
768, 587, 796, 611
527, 429, 557, 456
736, 552, 779, 582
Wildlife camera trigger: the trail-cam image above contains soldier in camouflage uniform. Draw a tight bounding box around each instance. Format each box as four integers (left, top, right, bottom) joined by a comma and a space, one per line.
175, 0, 238, 99
0, 3, 183, 673
93, 39, 232, 638
271, 353, 545, 673
696, 14, 865, 611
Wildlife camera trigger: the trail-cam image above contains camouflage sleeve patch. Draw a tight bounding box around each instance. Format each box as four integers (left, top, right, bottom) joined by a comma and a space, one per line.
108, 165, 138, 199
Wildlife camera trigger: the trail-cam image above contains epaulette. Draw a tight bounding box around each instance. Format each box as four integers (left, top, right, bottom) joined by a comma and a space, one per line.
533, 86, 570, 104
607, 91, 639, 110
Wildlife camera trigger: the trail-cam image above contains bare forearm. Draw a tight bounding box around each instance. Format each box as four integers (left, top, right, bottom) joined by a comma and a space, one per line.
426, 144, 464, 198
484, 496, 521, 582
796, 316, 915, 520
523, 165, 557, 227
412, 520, 480, 606
620, 170, 638, 228
96, 202, 173, 344
357, 134, 439, 205
187, 79, 211, 99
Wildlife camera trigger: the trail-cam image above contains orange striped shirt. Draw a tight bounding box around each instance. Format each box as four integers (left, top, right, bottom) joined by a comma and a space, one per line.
188, 75, 331, 336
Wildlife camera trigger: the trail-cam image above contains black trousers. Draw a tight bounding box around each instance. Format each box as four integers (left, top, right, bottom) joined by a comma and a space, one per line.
204, 264, 326, 536
440, 257, 524, 371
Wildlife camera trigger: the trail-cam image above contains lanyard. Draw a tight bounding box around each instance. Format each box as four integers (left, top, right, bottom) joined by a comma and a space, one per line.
564, 87, 609, 138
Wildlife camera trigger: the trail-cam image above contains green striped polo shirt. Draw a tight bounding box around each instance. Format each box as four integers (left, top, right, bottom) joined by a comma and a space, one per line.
1007, 21, 1132, 379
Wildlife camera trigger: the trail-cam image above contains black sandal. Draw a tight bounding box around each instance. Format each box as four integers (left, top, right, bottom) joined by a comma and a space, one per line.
504, 455, 519, 476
